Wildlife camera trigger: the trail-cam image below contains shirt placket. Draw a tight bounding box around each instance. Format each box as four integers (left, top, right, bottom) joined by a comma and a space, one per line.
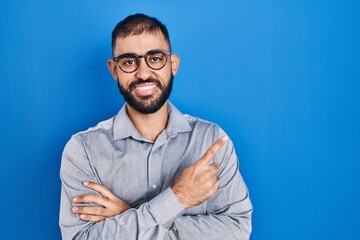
147, 144, 162, 201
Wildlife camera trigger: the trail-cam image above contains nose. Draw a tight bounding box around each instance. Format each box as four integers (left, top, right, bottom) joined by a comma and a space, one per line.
134, 57, 152, 80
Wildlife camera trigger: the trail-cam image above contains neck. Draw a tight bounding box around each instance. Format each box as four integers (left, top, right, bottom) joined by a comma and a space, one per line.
126, 102, 169, 142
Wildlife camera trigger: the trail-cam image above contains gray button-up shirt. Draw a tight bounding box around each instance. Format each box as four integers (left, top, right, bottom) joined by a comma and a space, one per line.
59, 102, 252, 240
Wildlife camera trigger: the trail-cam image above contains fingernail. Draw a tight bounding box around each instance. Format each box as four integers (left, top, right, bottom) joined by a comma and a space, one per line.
223, 136, 229, 141
83, 181, 89, 186
72, 206, 78, 212
72, 197, 78, 202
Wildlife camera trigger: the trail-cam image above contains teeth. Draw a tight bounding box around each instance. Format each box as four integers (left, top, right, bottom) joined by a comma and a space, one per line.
136, 85, 156, 91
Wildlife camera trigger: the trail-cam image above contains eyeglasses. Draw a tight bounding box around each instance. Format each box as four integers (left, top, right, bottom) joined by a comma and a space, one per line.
113, 49, 171, 73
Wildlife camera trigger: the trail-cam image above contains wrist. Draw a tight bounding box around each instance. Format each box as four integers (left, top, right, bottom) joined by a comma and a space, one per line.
171, 186, 191, 209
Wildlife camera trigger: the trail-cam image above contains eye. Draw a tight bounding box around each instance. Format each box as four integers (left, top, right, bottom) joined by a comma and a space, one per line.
149, 56, 162, 63
122, 58, 136, 66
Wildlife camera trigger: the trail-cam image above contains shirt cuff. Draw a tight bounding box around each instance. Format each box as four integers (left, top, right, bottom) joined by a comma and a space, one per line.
148, 187, 184, 226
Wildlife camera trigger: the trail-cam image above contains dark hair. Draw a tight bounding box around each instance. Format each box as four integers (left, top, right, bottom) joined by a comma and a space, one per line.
111, 13, 171, 56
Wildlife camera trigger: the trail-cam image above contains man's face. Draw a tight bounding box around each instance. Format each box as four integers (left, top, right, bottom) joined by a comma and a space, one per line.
108, 32, 180, 114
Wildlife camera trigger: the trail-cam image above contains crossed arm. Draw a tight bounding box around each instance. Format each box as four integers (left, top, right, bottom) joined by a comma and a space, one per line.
60, 136, 252, 239
72, 137, 227, 222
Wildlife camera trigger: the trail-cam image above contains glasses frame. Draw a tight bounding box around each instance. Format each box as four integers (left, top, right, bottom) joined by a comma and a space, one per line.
113, 49, 171, 73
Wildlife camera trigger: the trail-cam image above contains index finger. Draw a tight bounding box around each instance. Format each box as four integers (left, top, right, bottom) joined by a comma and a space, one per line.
83, 181, 114, 199
197, 136, 229, 165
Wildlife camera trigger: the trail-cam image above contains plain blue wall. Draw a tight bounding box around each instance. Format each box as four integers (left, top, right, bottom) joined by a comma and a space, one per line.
1, 1, 359, 239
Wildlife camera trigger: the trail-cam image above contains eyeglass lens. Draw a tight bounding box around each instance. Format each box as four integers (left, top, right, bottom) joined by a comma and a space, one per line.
117, 51, 168, 73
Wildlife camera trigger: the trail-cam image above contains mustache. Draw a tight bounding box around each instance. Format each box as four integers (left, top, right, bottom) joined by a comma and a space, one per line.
129, 78, 162, 90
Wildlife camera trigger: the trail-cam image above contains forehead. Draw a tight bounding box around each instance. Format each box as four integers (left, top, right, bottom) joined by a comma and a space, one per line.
114, 32, 169, 55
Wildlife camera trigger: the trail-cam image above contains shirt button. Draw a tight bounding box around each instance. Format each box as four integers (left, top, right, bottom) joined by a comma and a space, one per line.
152, 184, 157, 189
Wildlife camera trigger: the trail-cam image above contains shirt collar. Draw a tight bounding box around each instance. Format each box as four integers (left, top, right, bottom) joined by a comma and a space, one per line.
113, 101, 192, 141
165, 102, 192, 138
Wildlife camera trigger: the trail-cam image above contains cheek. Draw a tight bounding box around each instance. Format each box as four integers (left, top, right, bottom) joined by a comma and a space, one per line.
118, 75, 134, 88
157, 68, 172, 83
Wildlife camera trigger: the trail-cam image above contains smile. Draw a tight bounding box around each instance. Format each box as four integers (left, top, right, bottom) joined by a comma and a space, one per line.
133, 83, 158, 97
135, 85, 156, 91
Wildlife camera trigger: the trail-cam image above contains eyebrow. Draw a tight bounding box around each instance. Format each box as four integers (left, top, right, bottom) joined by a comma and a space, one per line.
115, 49, 170, 59
116, 53, 137, 59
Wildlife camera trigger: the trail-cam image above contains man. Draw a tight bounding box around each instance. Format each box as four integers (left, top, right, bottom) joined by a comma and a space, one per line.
59, 13, 252, 240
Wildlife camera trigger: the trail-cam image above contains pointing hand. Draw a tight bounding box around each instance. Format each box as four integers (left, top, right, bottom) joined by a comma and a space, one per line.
172, 136, 229, 208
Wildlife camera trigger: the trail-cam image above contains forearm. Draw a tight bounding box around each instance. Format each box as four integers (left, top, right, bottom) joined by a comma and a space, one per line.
167, 212, 252, 240
167, 185, 252, 240
60, 187, 184, 240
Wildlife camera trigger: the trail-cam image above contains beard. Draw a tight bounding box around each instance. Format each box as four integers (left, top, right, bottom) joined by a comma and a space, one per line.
117, 75, 174, 114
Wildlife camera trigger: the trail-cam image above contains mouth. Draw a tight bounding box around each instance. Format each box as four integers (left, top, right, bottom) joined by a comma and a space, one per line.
133, 83, 157, 96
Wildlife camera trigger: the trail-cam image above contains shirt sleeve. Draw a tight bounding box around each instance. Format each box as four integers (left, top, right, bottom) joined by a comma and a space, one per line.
166, 137, 253, 240
59, 136, 184, 240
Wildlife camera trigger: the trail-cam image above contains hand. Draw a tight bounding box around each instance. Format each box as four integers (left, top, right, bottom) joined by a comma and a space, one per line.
171, 136, 229, 209
72, 181, 131, 222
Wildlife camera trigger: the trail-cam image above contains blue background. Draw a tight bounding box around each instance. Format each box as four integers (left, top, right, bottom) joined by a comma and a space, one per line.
1, 1, 359, 239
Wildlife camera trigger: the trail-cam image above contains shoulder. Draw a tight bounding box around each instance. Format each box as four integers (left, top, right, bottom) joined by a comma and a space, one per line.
64, 116, 116, 152
182, 113, 238, 169
184, 114, 225, 138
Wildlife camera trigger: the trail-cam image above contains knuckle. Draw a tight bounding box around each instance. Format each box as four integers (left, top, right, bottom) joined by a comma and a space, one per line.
209, 166, 218, 175
212, 163, 220, 170
75, 195, 83, 202
95, 207, 103, 215
74, 206, 82, 213
196, 173, 206, 182
211, 168, 219, 176
208, 148, 216, 156
103, 197, 110, 204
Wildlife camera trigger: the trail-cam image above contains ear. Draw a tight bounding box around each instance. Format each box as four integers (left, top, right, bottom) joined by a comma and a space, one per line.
170, 54, 180, 76
107, 59, 119, 81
